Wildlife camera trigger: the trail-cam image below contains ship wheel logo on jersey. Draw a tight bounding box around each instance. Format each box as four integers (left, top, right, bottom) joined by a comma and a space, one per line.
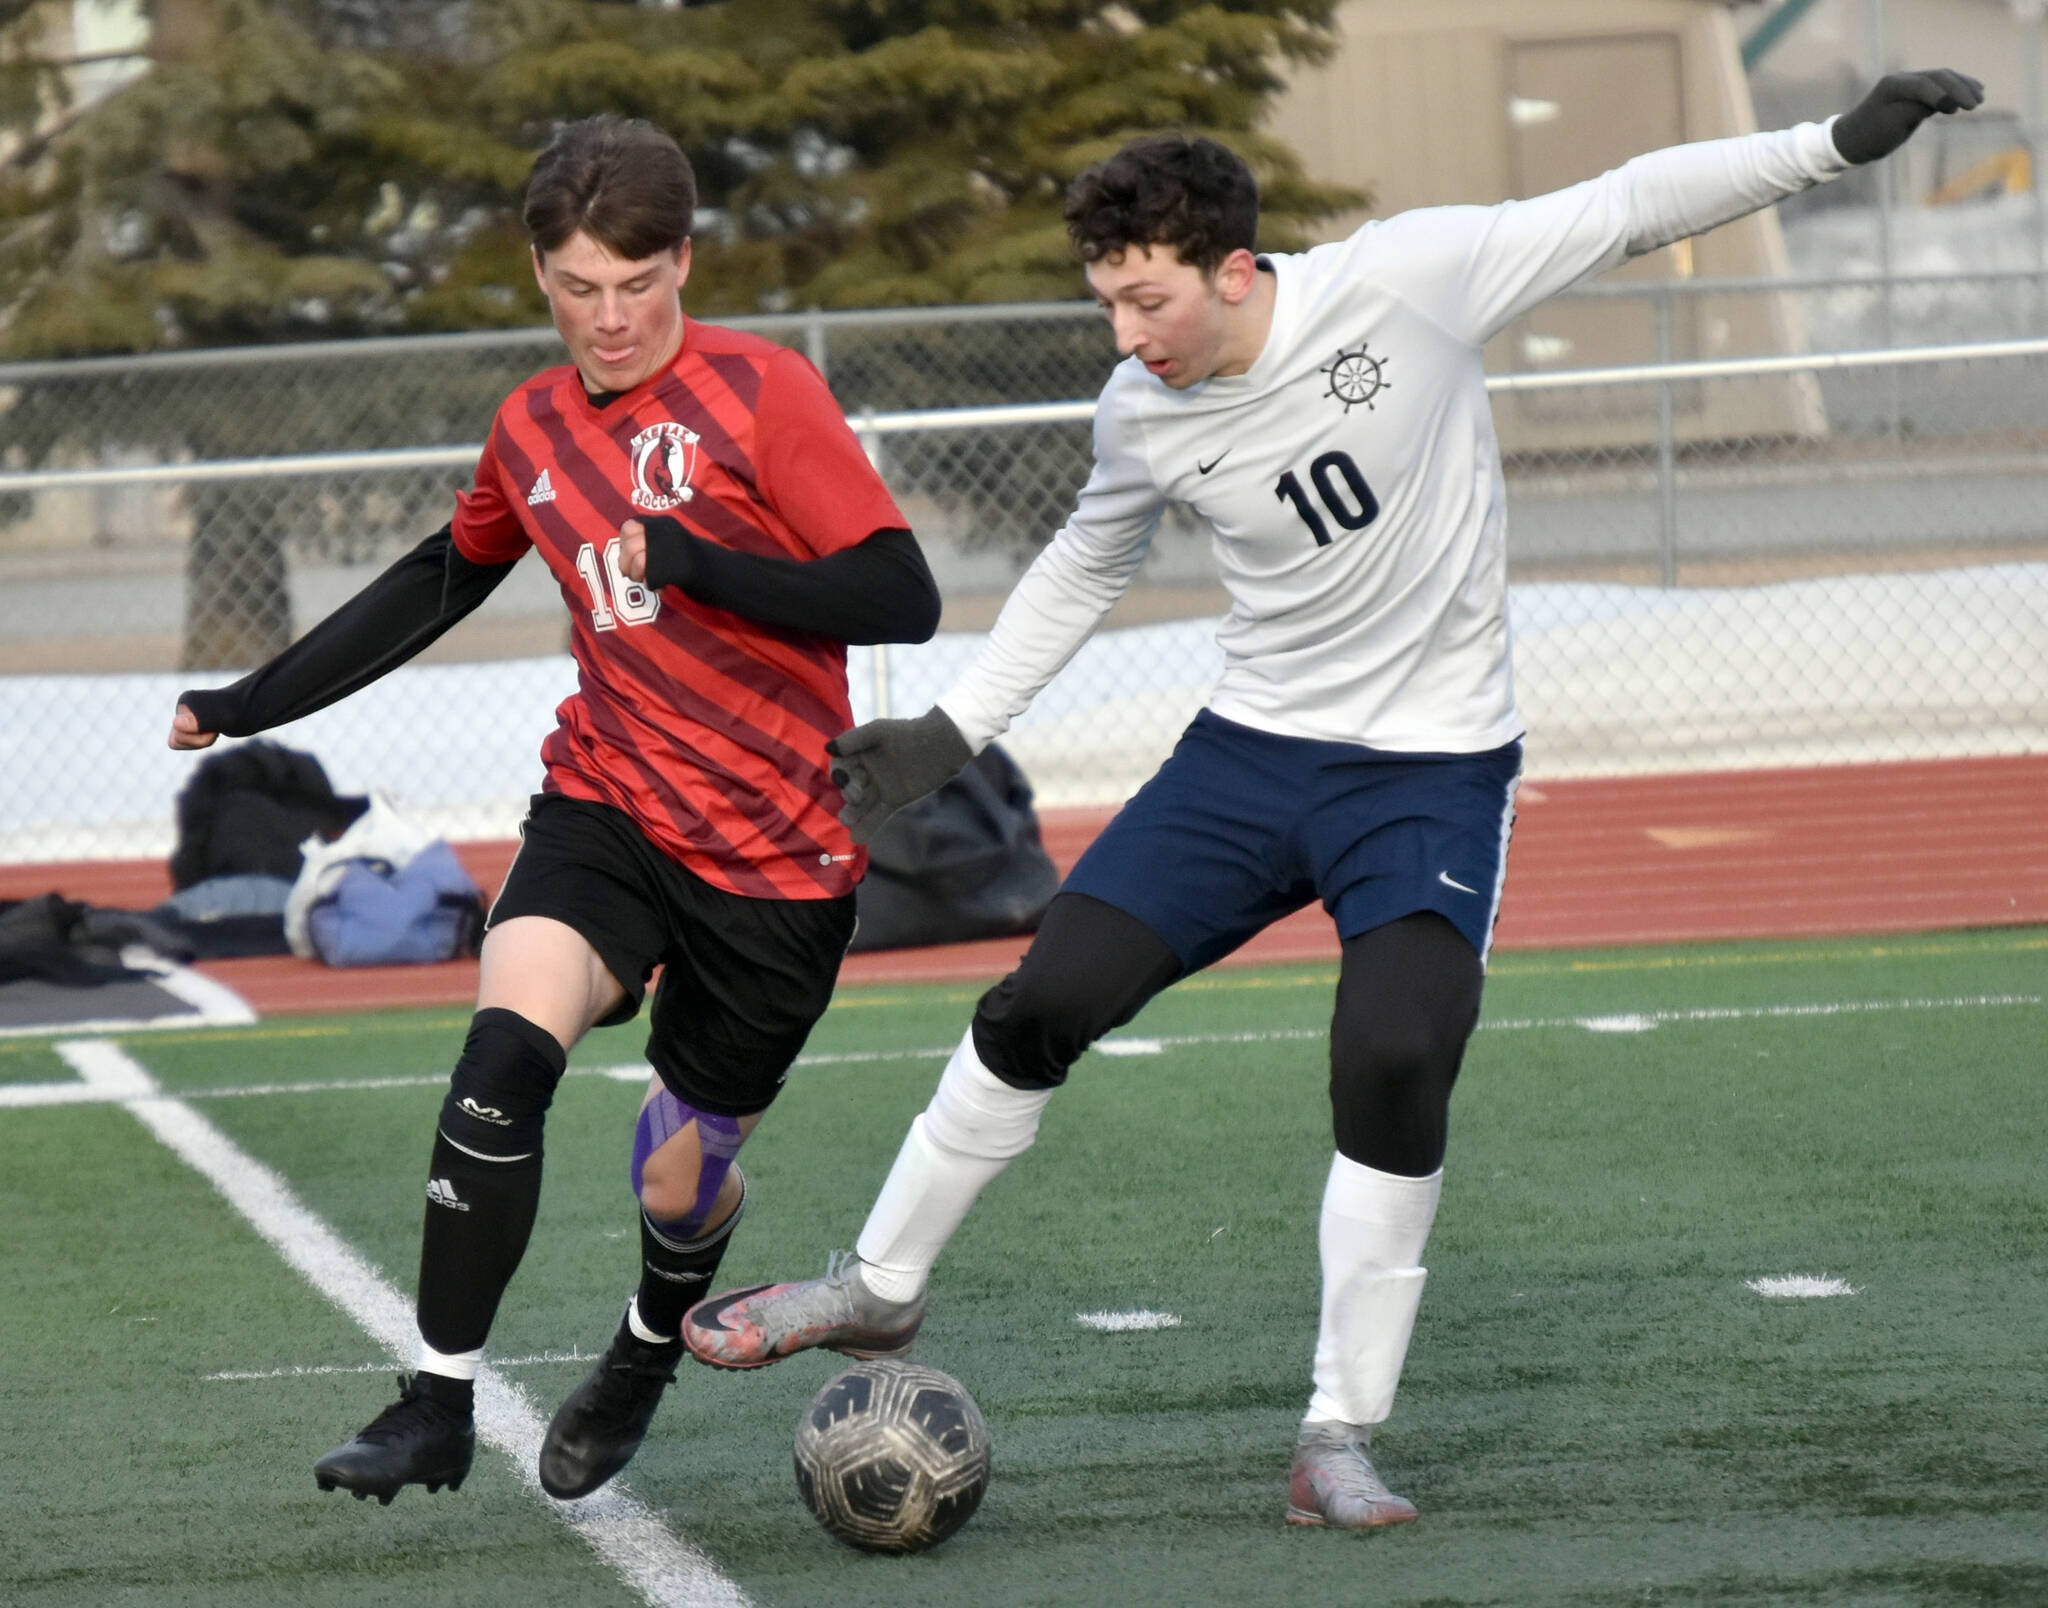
1320, 342, 1391, 414
628, 421, 700, 511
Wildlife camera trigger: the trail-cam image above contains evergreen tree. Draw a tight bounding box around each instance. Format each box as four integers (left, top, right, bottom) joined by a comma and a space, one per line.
0, 0, 1362, 665
2, 0, 1362, 355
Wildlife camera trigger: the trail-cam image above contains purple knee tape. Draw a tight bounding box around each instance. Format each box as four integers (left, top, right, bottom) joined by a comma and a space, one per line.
631, 1087, 744, 1236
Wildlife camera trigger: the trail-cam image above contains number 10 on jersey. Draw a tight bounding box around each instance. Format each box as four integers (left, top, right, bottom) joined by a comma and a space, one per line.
1275, 450, 1379, 547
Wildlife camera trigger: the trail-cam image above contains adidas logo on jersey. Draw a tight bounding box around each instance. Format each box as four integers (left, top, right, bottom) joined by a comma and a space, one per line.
528, 469, 556, 506
426, 1177, 470, 1212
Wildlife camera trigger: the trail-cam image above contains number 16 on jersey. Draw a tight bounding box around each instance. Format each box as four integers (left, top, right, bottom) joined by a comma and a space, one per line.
576, 539, 661, 630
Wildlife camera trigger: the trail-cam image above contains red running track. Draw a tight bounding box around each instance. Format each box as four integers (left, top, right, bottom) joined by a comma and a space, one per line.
6, 754, 2043, 1015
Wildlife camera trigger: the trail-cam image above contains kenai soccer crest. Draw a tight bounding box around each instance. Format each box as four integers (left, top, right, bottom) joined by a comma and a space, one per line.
628, 422, 699, 510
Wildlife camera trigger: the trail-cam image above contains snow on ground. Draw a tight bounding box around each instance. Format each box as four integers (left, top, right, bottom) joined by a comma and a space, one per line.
3, 564, 2043, 862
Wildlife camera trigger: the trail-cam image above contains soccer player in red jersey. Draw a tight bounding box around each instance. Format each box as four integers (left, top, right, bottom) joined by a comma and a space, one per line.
166, 116, 941, 1505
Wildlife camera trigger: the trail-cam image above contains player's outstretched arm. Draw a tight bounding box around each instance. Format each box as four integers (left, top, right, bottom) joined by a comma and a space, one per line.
1832, 70, 1985, 164
1409, 67, 1982, 348
825, 707, 973, 844
168, 524, 517, 749
620, 517, 941, 645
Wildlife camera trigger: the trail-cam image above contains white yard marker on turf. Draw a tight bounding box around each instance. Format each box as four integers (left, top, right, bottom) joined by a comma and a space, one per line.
55, 1039, 751, 1608
1095, 1037, 1165, 1056
1746, 1273, 1859, 1299
1075, 1310, 1183, 1332
1577, 1014, 1659, 1033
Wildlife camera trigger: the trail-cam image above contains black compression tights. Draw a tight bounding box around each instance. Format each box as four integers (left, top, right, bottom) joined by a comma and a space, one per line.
1329, 912, 1485, 1177
972, 895, 1484, 1179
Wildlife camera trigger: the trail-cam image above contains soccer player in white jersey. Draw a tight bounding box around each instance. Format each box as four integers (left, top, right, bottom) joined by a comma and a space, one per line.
681, 71, 1982, 1526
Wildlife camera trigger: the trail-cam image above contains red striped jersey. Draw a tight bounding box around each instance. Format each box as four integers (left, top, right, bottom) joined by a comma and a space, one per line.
451, 319, 908, 901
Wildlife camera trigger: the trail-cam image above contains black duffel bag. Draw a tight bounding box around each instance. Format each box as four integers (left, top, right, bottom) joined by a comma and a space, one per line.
849, 745, 1059, 953
169, 740, 368, 891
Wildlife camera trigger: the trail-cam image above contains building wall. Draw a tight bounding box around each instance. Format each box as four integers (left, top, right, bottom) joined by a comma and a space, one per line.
1267, 0, 1826, 448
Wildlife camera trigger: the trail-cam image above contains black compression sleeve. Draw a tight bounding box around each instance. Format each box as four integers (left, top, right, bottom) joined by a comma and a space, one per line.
177, 525, 517, 738
640, 520, 941, 645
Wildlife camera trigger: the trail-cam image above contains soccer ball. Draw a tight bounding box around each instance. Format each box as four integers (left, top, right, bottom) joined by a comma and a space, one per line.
792, 1359, 992, 1553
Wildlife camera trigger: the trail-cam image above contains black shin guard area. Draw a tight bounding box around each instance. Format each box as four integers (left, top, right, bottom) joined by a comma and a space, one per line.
416, 1009, 567, 1355
1330, 912, 1485, 1177
418, 1132, 542, 1354
635, 1180, 744, 1338
971, 893, 1181, 1090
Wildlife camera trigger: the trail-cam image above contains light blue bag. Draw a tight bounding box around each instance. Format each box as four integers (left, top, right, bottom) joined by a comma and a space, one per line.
304, 840, 484, 967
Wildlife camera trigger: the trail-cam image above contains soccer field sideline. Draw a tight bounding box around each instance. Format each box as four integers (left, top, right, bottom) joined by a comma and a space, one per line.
8, 929, 2039, 1605
51, 1037, 754, 1608
5, 985, 2040, 1111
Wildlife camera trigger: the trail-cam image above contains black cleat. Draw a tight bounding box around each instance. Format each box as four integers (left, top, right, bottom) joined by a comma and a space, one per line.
314, 1373, 475, 1505
539, 1315, 680, 1500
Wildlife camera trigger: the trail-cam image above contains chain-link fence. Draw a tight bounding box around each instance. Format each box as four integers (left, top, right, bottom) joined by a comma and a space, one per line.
3, 300, 2045, 862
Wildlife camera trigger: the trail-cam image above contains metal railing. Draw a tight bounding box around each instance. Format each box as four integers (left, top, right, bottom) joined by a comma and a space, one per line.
2, 327, 2044, 862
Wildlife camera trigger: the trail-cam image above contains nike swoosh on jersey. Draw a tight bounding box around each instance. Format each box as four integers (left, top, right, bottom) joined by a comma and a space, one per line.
1197, 451, 1230, 474
1437, 870, 1480, 895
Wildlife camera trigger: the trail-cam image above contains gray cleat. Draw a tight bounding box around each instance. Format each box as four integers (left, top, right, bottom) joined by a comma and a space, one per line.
682, 1252, 923, 1370
1285, 1420, 1419, 1529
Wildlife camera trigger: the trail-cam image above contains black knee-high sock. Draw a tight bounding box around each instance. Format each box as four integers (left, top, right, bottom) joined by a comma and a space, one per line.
634, 1174, 745, 1340
417, 1130, 544, 1357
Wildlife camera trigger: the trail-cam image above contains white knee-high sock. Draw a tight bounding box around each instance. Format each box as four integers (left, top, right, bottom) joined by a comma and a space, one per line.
1307, 1154, 1443, 1427
855, 1029, 1052, 1303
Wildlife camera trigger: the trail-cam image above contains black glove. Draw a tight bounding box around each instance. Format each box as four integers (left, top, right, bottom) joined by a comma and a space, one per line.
1832, 70, 1984, 165
640, 515, 703, 593
826, 705, 973, 845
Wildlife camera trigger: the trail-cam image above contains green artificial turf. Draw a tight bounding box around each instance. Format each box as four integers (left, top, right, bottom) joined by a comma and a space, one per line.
2, 928, 2043, 1606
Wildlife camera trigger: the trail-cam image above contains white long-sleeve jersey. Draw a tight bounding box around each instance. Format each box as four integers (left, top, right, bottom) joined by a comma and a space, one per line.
937, 120, 1851, 756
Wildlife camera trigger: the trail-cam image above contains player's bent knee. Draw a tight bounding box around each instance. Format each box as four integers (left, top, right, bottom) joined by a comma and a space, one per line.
439, 1006, 569, 1160
1343, 1016, 1460, 1090
630, 1088, 744, 1235
970, 894, 1180, 1089
644, 1163, 745, 1247
1328, 1030, 1464, 1177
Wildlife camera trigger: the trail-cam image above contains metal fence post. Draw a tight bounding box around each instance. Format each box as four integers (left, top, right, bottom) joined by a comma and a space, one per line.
1656, 286, 1679, 587
857, 409, 890, 718
1871, 0, 1904, 436
2023, 0, 2047, 321
806, 305, 828, 381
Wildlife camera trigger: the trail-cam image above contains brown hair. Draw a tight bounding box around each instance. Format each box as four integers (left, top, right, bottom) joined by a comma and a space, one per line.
522, 116, 696, 260
1063, 133, 1258, 273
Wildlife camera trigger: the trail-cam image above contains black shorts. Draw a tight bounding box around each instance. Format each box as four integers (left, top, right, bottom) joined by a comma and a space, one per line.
488, 793, 857, 1117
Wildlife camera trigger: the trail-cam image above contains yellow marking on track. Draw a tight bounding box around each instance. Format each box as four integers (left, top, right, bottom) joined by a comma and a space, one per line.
1643, 826, 1775, 850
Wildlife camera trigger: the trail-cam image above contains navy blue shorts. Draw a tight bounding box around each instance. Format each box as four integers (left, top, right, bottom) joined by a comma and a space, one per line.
1061, 711, 1521, 975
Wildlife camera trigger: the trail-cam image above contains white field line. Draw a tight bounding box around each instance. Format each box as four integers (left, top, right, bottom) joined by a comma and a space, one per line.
2, 993, 2035, 1112
0, 1062, 644, 1109
208, 1349, 598, 1382
0, 955, 257, 1040
1485, 994, 2042, 1032
53, 1039, 750, 1608
123, 951, 260, 1027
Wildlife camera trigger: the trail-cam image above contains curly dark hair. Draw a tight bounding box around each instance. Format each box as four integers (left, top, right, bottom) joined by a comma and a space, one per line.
1063, 134, 1259, 273
523, 115, 696, 261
